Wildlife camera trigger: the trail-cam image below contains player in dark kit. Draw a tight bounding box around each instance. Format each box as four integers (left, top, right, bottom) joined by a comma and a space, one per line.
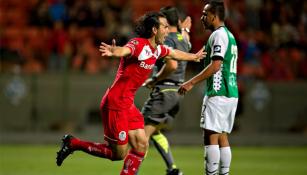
141, 7, 191, 175
56, 12, 205, 175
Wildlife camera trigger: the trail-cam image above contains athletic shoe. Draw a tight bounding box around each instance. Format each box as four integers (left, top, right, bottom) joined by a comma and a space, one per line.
56, 134, 74, 166
166, 168, 184, 175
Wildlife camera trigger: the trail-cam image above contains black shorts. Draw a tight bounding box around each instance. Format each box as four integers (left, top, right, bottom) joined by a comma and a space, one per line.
141, 85, 182, 126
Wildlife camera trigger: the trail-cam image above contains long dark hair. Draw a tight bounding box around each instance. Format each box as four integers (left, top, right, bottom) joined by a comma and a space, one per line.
135, 12, 166, 38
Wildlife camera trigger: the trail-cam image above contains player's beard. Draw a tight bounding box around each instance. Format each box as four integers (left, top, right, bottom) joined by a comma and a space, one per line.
203, 20, 214, 31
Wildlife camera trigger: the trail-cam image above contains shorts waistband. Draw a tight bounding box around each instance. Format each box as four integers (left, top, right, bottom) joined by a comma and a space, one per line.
156, 80, 182, 86
152, 86, 178, 93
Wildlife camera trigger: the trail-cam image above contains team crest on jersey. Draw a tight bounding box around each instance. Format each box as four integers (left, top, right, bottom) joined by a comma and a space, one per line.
118, 131, 126, 141
213, 45, 221, 53
138, 45, 153, 60
131, 39, 139, 45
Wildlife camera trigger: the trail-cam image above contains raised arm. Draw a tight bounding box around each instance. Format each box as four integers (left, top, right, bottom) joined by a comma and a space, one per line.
166, 48, 206, 62
180, 16, 192, 42
99, 41, 131, 58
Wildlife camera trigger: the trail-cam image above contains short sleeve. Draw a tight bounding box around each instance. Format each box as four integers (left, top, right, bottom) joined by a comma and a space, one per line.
158, 45, 172, 58
124, 38, 140, 57
210, 30, 228, 59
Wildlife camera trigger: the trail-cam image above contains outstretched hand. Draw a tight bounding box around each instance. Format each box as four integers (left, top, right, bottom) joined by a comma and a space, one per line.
194, 48, 206, 62
99, 39, 116, 57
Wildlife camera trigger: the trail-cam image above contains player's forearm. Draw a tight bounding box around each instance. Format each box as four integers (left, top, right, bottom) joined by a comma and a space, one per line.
190, 62, 220, 85
171, 49, 197, 61
189, 71, 208, 86
111, 47, 131, 57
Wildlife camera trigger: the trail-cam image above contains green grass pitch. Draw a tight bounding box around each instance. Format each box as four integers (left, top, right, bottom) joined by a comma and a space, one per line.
0, 145, 307, 175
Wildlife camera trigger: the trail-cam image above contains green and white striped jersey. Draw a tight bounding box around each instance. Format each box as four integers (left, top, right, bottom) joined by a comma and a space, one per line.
204, 26, 238, 98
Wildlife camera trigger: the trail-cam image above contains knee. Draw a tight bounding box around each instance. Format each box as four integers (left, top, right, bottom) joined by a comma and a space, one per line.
111, 148, 128, 161
135, 139, 149, 153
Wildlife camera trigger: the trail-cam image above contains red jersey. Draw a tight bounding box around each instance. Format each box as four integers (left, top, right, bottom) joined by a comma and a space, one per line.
101, 38, 171, 110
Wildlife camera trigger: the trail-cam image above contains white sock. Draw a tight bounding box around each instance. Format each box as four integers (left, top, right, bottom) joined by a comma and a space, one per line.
204, 145, 220, 175
220, 146, 232, 175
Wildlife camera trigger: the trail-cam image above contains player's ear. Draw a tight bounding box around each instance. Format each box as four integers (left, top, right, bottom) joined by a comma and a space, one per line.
212, 15, 216, 22
152, 27, 158, 35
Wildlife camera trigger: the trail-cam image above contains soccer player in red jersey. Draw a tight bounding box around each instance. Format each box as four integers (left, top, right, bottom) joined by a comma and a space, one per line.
56, 12, 205, 175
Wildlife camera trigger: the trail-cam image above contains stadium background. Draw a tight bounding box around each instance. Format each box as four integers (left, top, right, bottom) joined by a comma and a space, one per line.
0, 0, 307, 174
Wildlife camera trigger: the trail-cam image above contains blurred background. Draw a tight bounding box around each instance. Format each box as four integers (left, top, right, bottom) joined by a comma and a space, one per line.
0, 0, 307, 146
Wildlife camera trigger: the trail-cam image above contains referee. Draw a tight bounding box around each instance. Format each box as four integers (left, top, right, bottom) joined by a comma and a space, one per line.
141, 6, 192, 175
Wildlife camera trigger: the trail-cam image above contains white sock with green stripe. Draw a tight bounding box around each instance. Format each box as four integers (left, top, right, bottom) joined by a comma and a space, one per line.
220, 146, 231, 175
205, 145, 220, 175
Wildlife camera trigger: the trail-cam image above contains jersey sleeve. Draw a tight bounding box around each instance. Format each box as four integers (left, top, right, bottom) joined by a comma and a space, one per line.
158, 44, 172, 59
124, 38, 141, 58
210, 30, 229, 59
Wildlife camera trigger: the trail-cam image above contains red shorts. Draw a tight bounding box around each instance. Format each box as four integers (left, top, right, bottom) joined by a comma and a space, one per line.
101, 104, 144, 145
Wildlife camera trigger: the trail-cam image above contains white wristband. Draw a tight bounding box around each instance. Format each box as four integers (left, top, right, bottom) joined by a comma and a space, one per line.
181, 27, 190, 33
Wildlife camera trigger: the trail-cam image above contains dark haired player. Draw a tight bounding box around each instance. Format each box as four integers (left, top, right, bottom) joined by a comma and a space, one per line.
56, 11, 205, 175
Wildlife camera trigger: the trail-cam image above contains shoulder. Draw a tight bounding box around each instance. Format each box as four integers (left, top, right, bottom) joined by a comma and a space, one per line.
208, 27, 229, 46
128, 38, 146, 45
164, 35, 176, 48
126, 38, 147, 52
125, 38, 147, 56
165, 35, 176, 42
166, 33, 177, 40
211, 27, 227, 40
